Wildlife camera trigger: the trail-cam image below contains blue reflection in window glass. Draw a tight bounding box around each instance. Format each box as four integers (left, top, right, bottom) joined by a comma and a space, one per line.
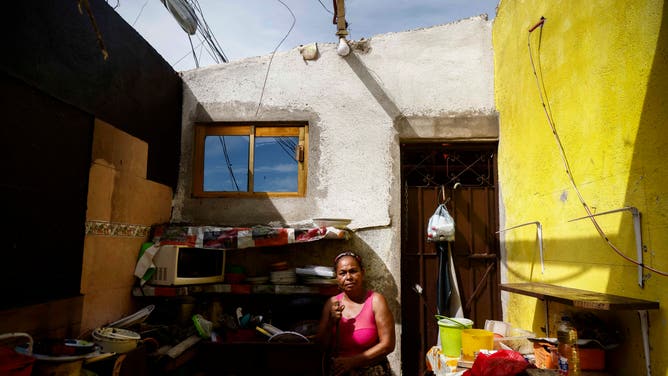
254, 136, 298, 192
203, 135, 249, 191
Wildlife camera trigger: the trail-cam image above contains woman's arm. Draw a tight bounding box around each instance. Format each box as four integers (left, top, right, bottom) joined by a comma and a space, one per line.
316, 296, 342, 350
371, 292, 396, 357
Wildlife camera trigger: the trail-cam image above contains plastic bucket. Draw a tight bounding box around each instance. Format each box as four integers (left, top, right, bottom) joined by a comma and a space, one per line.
461, 329, 494, 361
438, 318, 473, 357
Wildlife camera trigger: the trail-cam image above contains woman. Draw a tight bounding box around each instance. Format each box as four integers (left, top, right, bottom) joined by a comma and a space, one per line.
317, 251, 396, 376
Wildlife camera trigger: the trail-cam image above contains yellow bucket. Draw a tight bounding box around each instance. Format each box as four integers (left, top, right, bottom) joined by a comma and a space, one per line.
438, 317, 473, 357
461, 329, 494, 361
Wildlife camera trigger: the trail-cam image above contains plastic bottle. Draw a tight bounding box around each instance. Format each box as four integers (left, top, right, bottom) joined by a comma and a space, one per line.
557, 316, 580, 376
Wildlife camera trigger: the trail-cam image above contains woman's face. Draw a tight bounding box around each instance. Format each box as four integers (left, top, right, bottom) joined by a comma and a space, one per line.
336, 255, 364, 293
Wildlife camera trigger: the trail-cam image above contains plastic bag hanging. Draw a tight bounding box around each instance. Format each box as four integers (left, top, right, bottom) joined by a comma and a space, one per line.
427, 204, 455, 242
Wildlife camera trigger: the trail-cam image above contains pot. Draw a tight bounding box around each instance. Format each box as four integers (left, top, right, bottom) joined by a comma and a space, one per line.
92, 328, 140, 354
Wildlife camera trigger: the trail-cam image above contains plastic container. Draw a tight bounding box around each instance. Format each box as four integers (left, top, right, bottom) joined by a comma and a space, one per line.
437, 317, 473, 357
461, 329, 494, 361
92, 328, 140, 354
557, 316, 580, 375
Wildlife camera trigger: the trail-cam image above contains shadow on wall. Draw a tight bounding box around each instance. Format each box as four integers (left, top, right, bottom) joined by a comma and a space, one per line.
348, 232, 400, 324
622, 4, 667, 376
343, 51, 405, 132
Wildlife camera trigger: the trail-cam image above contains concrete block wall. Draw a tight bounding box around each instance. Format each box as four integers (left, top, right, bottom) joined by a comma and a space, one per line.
80, 119, 172, 333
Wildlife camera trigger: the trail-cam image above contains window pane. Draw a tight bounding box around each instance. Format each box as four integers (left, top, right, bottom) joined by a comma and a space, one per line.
254, 136, 298, 192
203, 135, 249, 191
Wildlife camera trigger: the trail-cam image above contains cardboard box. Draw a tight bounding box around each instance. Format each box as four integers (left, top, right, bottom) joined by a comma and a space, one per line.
533, 341, 558, 369
532, 341, 605, 371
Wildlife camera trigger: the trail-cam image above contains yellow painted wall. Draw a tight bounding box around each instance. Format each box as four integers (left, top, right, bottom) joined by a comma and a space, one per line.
493, 0, 667, 374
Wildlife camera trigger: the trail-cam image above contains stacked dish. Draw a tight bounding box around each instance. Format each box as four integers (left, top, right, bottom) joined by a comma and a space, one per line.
296, 265, 336, 285
270, 269, 297, 285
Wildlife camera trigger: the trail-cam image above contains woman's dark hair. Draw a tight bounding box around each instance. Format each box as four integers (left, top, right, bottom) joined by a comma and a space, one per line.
334, 251, 363, 269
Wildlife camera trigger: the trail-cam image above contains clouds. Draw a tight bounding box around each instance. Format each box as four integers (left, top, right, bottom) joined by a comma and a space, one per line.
114, 0, 498, 71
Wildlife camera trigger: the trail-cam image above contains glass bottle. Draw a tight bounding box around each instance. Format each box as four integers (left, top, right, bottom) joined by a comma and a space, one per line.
557, 316, 580, 376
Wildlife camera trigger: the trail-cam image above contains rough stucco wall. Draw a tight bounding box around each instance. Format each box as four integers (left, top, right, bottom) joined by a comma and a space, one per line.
174, 16, 494, 228
494, 0, 667, 374
175, 15, 495, 373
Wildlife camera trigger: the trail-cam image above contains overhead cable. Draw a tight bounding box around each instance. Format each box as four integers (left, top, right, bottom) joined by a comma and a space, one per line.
255, 0, 296, 117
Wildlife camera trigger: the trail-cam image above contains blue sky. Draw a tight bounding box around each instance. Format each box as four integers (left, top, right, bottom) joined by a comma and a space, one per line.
114, 0, 499, 71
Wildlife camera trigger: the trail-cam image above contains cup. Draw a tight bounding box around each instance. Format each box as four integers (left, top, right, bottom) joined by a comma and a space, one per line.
461, 329, 494, 361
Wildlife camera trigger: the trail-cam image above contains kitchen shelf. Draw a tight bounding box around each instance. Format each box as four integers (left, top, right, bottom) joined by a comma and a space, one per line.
500, 282, 659, 311
133, 283, 339, 297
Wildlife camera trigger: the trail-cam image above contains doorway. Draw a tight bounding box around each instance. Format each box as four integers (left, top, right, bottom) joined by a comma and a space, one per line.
400, 142, 501, 375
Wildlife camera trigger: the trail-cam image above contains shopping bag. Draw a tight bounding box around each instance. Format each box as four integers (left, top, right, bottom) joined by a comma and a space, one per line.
427, 204, 455, 242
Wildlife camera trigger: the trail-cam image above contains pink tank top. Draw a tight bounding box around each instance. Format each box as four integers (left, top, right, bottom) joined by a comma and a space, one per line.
334, 290, 379, 356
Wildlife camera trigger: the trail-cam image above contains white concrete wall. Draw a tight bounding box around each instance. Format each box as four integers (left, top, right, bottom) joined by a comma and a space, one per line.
175, 15, 496, 374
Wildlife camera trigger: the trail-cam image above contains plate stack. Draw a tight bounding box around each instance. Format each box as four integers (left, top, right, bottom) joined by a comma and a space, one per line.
296, 265, 337, 285
270, 269, 297, 285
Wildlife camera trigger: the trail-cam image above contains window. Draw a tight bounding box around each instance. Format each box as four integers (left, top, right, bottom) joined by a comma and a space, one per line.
193, 122, 308, 197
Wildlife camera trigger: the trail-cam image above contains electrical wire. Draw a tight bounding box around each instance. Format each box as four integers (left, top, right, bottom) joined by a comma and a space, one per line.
527, 21, 668, 277
185, 0, 228, 63
132, 0, 149, 26
196, 33, 218, 63
172, 38, 206, 67
188, 34, 199, 68
218, 136, 240, 191
255, 0, 296, 117
317, 0, 334, 15
275, 141, 297, 161
273, 137, 298, 161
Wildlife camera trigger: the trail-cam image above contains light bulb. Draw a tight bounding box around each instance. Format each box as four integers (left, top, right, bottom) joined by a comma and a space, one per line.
337, 37, 350, 56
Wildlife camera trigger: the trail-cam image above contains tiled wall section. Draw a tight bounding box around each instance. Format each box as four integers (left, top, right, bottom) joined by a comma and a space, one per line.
80, 119, 172, 333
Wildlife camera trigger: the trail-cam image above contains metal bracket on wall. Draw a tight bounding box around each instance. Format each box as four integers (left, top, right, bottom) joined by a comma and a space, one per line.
497, 221, 544, 274
569, 206, 644, 288
638, 310, 652, 376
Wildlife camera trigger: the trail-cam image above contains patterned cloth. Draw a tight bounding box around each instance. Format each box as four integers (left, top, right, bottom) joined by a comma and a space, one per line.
151, 223, 349, 250
350, 358, 392, 376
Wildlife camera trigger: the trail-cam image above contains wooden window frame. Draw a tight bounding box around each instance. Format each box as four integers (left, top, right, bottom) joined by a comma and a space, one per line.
193, 121, 308, 197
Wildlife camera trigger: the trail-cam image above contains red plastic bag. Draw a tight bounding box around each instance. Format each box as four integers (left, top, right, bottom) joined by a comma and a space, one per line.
0, 346, 35, 376
463, 350, 530, 376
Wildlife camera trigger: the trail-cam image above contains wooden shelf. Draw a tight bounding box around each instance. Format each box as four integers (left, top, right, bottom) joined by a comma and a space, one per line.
500, 282, 659, 311
134, 283, 338, 297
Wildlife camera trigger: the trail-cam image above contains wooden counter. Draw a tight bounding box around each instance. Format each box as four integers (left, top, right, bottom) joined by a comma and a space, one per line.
500, 282, 659, 311
500, 282, 659, 376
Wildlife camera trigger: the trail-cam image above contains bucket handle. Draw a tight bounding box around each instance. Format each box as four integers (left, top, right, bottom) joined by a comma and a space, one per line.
0, 332, 33, 355
435, 315, 468, 329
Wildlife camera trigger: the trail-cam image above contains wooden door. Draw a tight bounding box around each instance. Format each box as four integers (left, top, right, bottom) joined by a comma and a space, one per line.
400, 143, 501, 375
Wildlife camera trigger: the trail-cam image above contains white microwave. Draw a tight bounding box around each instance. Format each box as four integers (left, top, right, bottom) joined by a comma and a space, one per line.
151, 245, 226, 286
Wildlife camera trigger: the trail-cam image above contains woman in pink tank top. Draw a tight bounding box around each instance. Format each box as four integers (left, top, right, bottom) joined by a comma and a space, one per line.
317, 251, 395, 376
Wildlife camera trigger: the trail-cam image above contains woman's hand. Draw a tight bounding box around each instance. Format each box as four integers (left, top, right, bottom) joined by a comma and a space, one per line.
330, 300, 345, 323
